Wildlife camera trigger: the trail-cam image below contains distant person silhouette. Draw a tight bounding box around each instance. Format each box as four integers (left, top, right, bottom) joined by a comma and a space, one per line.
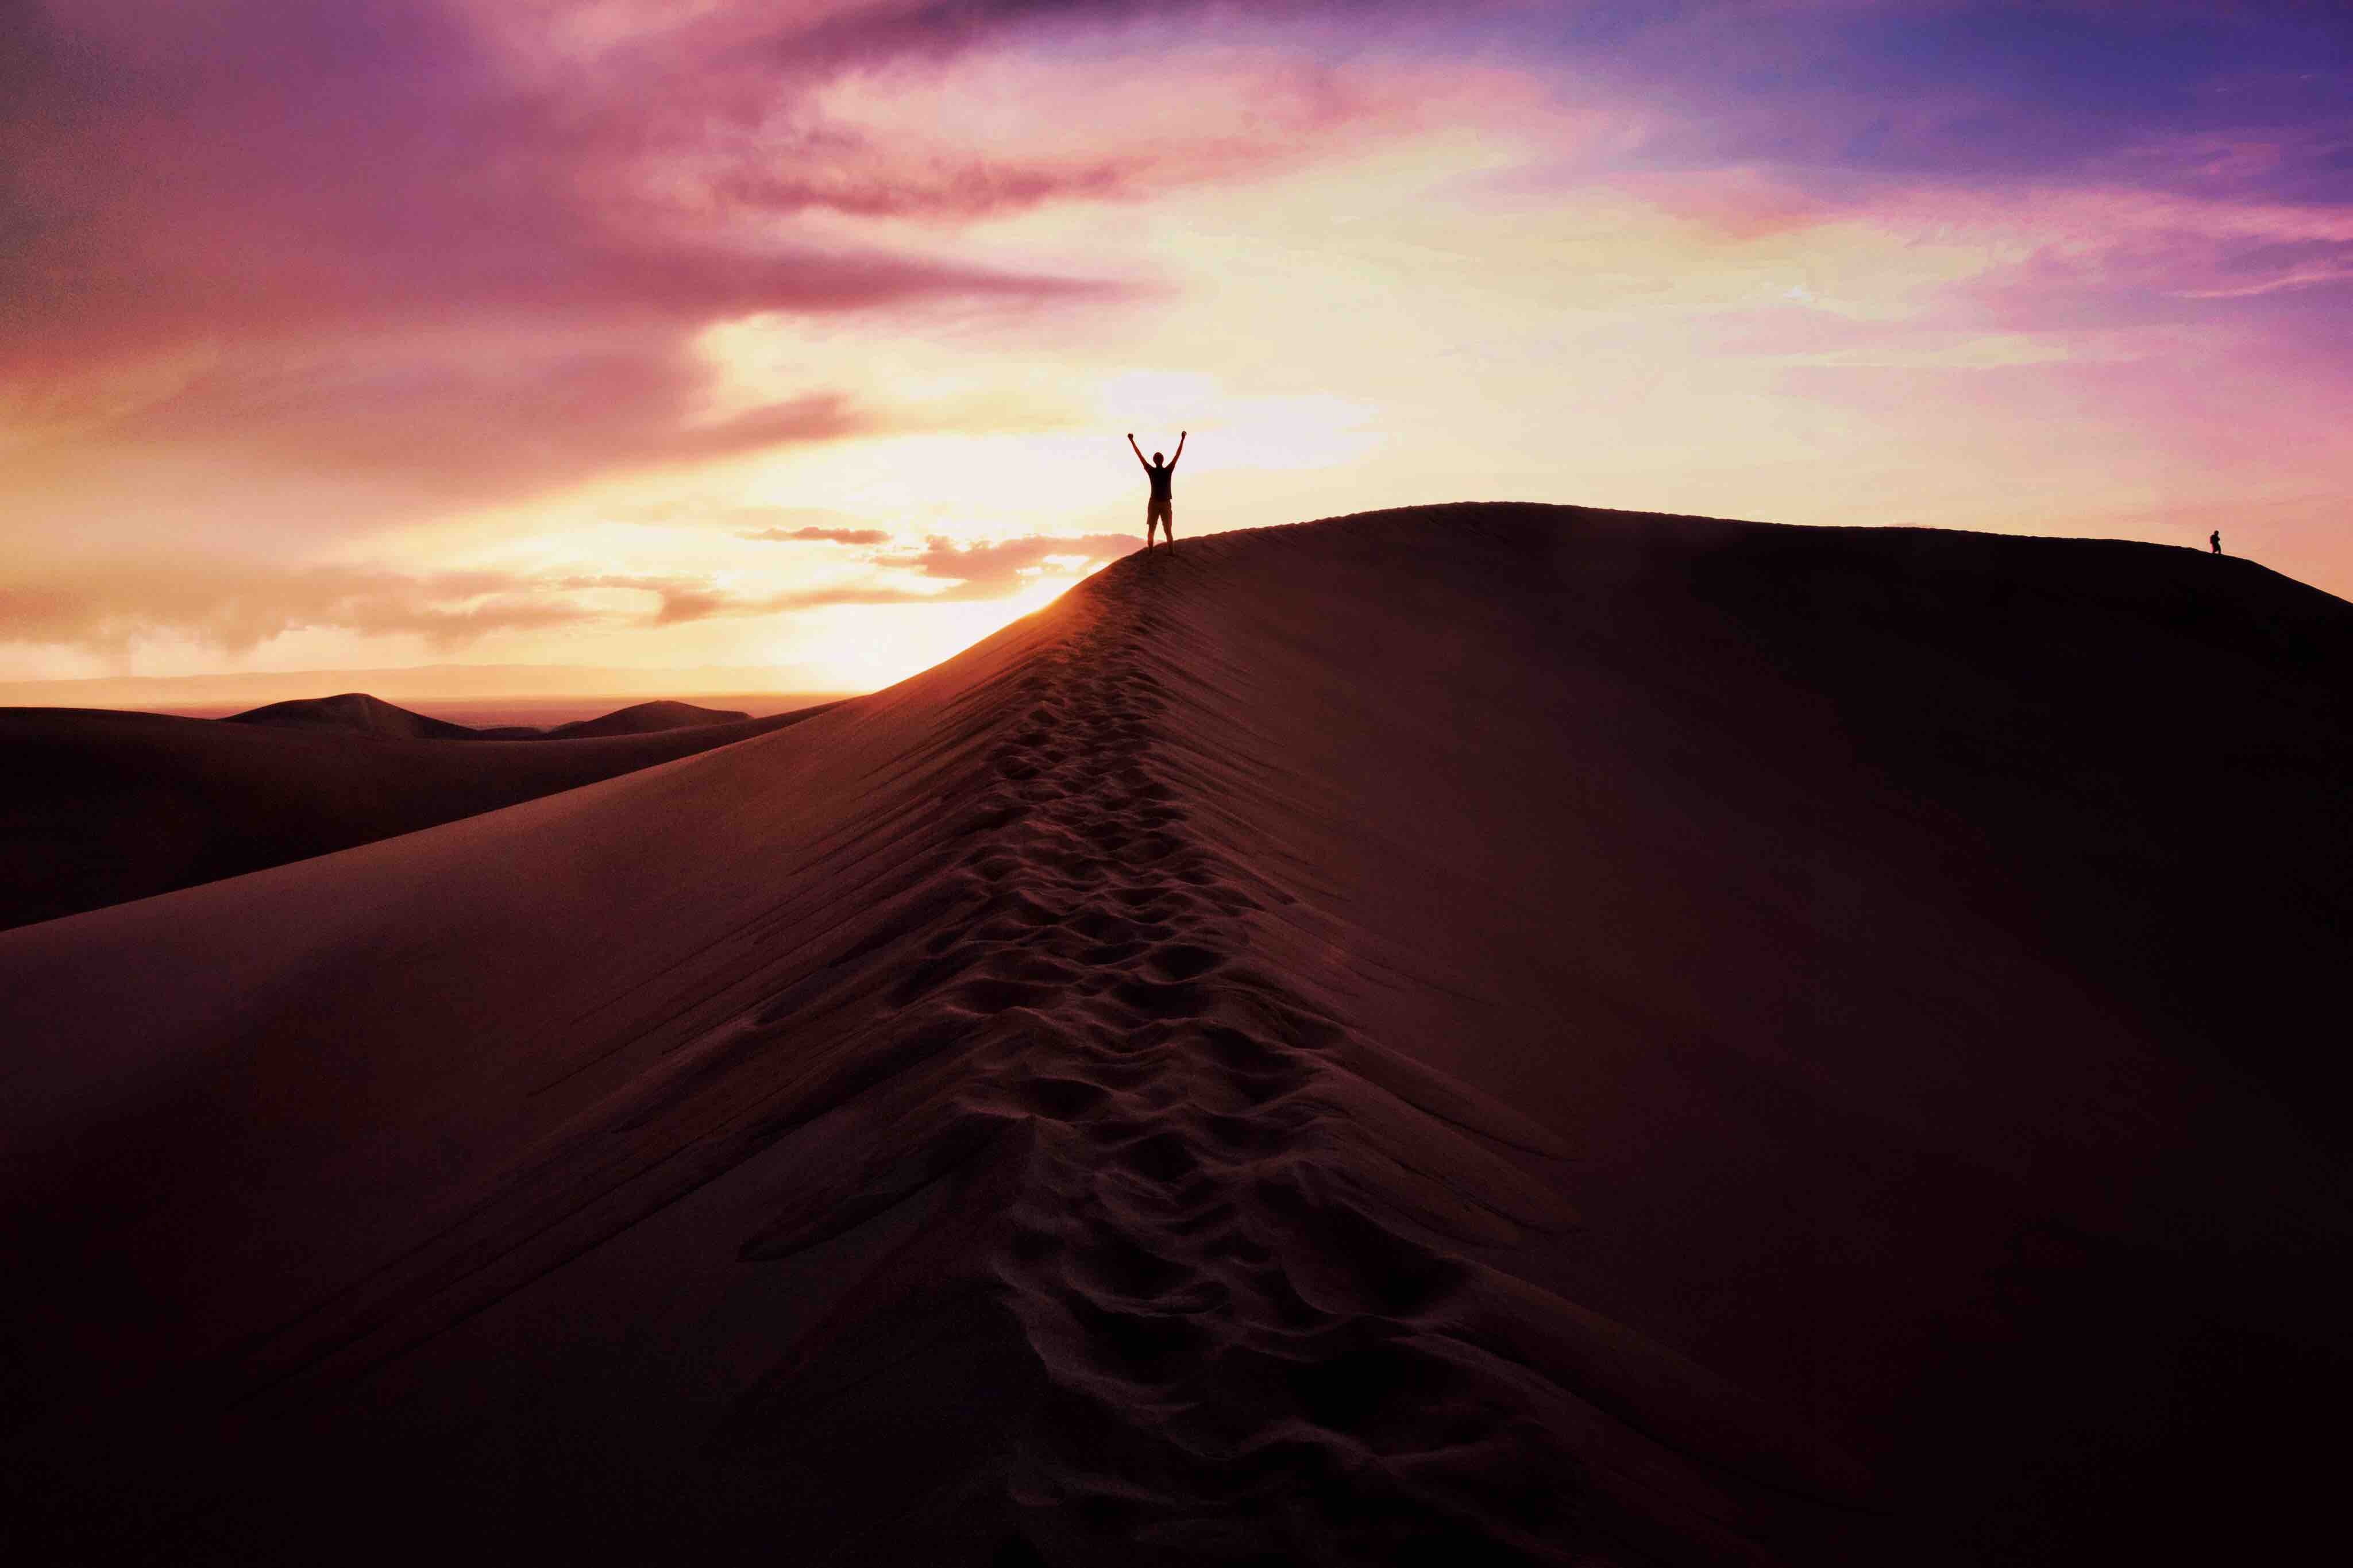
1128, 431, 1184, 550
2211, 530, 2223, 555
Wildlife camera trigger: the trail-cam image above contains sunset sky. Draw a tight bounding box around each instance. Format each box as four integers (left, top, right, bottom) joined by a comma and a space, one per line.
6, 1, 2350, 696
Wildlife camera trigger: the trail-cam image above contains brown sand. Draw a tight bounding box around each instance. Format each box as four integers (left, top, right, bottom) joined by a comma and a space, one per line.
0, 701, 828, 930
2, 505, 2348, 1565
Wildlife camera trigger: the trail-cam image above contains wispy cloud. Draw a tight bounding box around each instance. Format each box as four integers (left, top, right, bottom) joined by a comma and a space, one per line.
2, 531, 1140, 656
95, 365, 871, 501
877, 533, 1141, 592
0, 0, 1133, 509
0, 562, 607, 658
615, 531, 1142, 621
739, 525, 896, 544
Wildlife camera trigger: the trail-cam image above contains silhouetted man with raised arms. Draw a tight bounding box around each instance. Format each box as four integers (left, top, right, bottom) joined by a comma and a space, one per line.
1129, 430, 1184, 550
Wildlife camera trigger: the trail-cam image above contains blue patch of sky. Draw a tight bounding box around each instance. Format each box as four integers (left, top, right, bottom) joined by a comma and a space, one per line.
1442, 2, 2351, 200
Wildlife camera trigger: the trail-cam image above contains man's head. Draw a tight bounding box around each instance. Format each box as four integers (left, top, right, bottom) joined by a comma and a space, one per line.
1153, 452, 1164, 465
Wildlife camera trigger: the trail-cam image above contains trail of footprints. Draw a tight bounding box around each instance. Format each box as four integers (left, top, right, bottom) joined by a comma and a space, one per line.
725, 567, 1859, 1566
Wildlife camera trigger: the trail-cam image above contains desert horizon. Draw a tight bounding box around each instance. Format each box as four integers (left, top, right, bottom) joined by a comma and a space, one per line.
0, 663, 861, 716
136, 693, 845, 728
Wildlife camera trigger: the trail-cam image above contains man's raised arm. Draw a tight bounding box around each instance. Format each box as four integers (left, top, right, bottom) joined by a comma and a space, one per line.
1170, 430, 1187, 468
1127, 432, 1150, 471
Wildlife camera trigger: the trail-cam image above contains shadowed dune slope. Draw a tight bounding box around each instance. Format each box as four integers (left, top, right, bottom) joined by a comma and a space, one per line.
3, 505, 2349, 1566
225, 692, 488, 739
547, 698, 753, 739
227, 691, 756, 739
0, 702, 830, 930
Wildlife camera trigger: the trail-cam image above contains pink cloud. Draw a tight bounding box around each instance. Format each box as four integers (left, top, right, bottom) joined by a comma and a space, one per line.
707, 42, 1563, 223
1861, 184, 2353, 342
569, 531, 1145, 625
669, 531, 1143, 618
740, 526, 896, 544
0, 526, 1145, 660
7, 2, 1516, 528
97, 356, 869, 501
0, 561, 608, 658
0, 1, 1141, 508
877, 533, 1140, 585
1598, 167, 1842, 241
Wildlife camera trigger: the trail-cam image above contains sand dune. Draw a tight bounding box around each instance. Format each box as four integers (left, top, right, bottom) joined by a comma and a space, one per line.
3, 505, 2348, 1565
545, 699, 753, 739
226, 692, 755, 740
0, 701, 830, 930
225, 691, 489, 739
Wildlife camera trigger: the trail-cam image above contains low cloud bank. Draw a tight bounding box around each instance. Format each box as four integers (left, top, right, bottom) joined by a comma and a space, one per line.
4, 531, 1143, 656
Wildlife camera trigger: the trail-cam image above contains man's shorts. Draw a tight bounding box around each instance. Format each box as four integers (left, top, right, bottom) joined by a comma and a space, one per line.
1147, 498, 1172, 528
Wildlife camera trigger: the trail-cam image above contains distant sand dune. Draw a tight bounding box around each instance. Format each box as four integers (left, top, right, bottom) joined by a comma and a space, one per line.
546, 699, 753, 739
225, 691, 491, 740
223, 692, 755, 740
0, 700, 827, 930
3, 505, 2348, 1566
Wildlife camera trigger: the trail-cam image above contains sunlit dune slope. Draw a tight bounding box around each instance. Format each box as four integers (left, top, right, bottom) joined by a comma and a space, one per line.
0, 701, 829, 930
3, 504, 2348, 1567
